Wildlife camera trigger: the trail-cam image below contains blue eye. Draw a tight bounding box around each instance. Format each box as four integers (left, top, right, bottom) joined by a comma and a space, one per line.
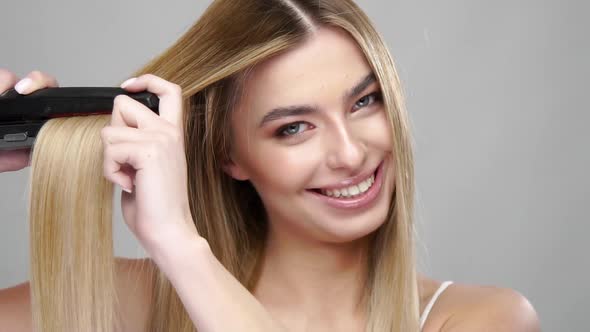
353, 91, 382, 111
274, 91, 382, 139
277, 122, 311, 137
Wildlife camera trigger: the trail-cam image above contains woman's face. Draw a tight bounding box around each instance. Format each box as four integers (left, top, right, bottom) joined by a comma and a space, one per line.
227, 26, 395, 243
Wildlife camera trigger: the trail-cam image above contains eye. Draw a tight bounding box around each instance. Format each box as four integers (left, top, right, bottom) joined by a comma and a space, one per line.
276, 122, 312, 138
353, 91, 382, 112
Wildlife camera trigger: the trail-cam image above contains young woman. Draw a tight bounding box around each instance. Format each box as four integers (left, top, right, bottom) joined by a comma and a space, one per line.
0, 0, 540, 331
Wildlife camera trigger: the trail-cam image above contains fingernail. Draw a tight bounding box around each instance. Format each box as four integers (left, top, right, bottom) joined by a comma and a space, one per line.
120, 185, 133, 194
120, 77, 137, 89
14, 78, 32, 94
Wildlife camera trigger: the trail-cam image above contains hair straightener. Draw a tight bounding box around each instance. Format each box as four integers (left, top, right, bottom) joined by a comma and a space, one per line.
0, 87, 159, 150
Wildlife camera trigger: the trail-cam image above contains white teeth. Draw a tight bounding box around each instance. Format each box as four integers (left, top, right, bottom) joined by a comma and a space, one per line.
359, 181, 369, 192
319, 173, 375, 198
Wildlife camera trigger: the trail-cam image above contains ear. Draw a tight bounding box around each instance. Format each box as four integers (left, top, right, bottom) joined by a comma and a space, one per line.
222, 157, 249, 181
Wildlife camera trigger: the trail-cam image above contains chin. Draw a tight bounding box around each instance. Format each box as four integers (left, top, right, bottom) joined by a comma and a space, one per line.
311, 202, 390, 244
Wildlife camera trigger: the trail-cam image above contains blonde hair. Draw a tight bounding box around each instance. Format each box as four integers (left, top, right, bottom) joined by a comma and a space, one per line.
28, 0, 419, 331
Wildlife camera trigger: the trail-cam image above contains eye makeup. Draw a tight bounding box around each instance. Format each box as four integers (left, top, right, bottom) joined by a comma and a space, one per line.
273, 89, 383, 140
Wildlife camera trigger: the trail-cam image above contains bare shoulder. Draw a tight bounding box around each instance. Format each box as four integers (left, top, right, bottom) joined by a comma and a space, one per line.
419, 275, 541, 332
0, 257, 156, 332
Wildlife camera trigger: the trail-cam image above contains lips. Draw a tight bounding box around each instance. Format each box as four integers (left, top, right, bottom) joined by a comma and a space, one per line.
309, 162, 381, 195
311, 170, 377, 198
306, 161, 385, 210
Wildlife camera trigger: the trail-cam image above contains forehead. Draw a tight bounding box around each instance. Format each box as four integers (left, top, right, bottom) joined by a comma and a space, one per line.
242, 26, 374, 114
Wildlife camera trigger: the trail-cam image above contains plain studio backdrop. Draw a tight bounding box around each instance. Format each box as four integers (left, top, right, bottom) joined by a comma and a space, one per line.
1, 0, 588, 330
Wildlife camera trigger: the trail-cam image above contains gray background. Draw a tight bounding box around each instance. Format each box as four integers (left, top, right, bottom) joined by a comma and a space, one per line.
1, 0, 587, 330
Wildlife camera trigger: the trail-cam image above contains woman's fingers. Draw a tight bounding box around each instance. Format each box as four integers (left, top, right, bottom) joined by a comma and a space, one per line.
0, 68, 60, 95
103, 142, 139, 192
102, 73, 186, 202
0, 68, 19, 94
101, 126, 171, 190
120, 74, 183, 128
0, 69, 59, 173
13, 70, 60, 94
101, 125, 144, 145
100, 74, 194, 251
0, 149, 31, 172
0, 69, 27, 174
105, 72, 185, 192
101, 126, 148, 190
110, 94, 161, 129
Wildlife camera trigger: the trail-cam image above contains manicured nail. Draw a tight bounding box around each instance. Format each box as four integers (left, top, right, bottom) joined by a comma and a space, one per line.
121, 185, 133, 194
14, 78, 32, 94
120, 77, 137, 89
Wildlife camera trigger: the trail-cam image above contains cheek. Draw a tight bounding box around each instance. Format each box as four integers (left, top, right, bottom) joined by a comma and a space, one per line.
243, 141, 320, 194
359, 111, 393, 151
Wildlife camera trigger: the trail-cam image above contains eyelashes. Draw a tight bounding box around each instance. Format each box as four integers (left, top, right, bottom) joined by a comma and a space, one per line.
352, 91, 382, 111
277, 122, 312, 137
275, 91, 383, 139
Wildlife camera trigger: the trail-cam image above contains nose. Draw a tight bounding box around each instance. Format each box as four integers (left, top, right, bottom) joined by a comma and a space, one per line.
325, 122, 367, 171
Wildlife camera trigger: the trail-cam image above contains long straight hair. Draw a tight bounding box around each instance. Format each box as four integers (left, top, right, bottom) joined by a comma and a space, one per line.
28, 0, 419, 331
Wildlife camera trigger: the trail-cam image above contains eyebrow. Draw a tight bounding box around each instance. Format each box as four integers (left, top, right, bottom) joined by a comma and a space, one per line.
258, 72, 377, 127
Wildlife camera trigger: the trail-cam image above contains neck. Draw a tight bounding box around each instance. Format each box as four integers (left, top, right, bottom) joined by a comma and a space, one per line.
253, 222, 371, 324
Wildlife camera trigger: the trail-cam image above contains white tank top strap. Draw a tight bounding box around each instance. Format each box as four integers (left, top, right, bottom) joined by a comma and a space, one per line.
419, 280, 454, 330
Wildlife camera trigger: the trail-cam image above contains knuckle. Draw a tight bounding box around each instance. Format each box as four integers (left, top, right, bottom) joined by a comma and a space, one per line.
113, 94, 128, 106
100, 126, 110, 141
0, 68, 16, 81
103, 166, 114, 181
103, 143, 113, 158
170, 83, 182, 94
102, 156, 112, 176
0, 69, 18, 92
29, 70, 43, 80
102, 161, 110, 177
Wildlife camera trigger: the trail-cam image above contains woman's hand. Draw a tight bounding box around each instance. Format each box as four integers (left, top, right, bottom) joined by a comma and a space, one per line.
101, 74, 199, 260
0, 69, 59, 172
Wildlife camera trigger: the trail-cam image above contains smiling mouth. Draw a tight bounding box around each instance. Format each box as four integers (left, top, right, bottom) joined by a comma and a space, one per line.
308, 167, 379, 199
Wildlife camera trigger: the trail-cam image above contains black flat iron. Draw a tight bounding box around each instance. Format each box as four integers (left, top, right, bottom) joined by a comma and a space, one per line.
0, 87, 159, 150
